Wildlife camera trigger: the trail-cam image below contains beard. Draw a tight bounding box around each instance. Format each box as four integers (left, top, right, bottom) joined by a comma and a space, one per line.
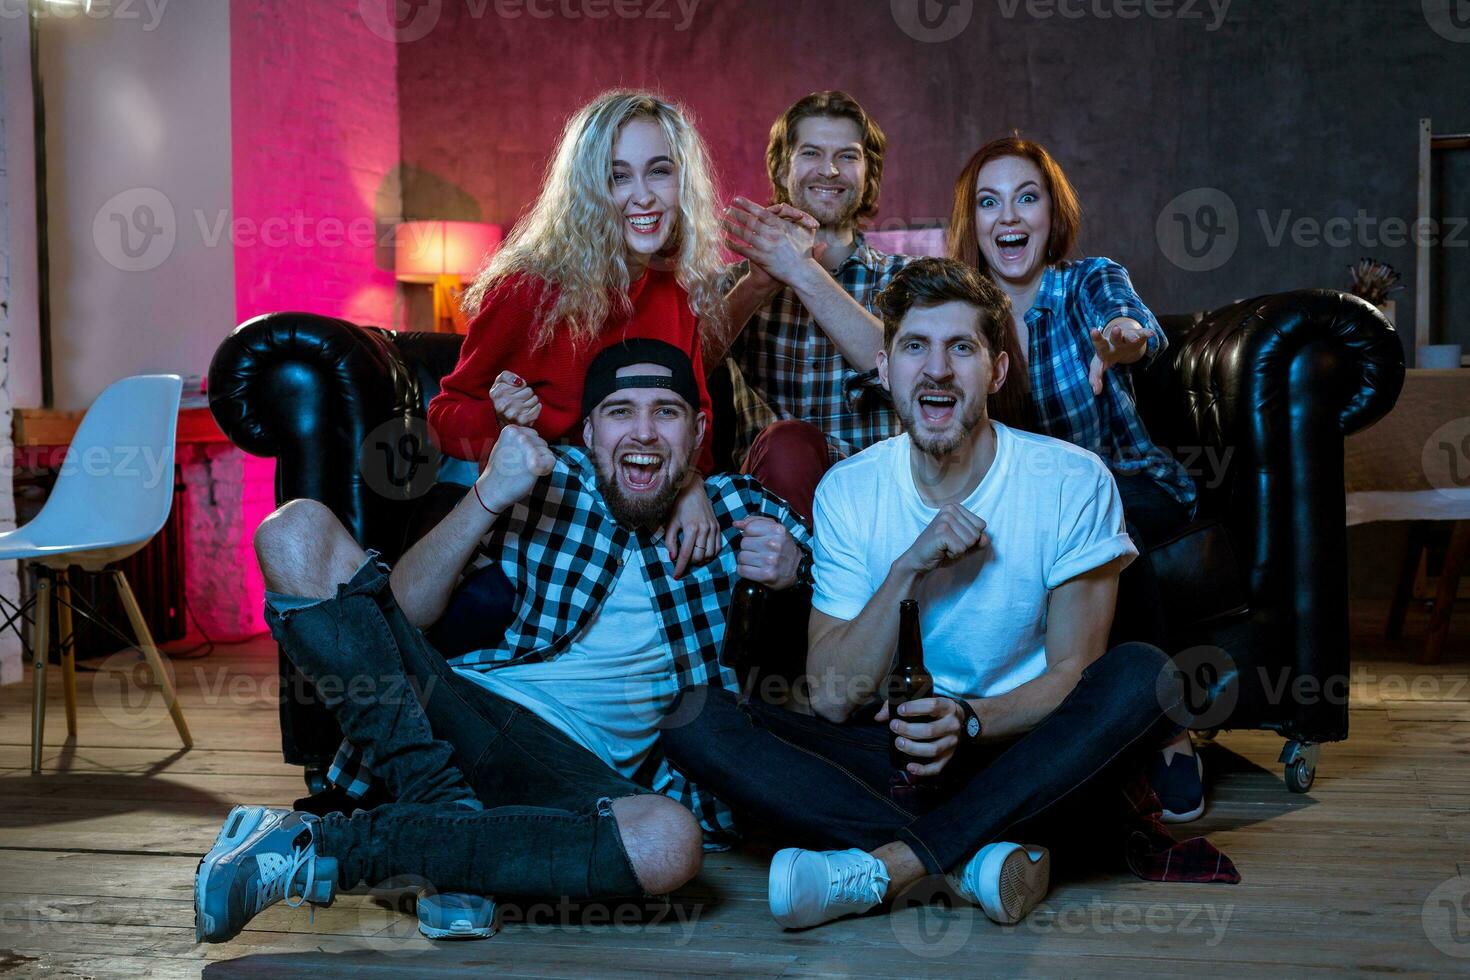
894, 386, 988, 458
595, 458, 691, 532
791, 183, 860, 230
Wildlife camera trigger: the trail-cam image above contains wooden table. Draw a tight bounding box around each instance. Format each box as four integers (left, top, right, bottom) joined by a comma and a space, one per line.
1345, 368, 1470, 661
13, 406, 228, 448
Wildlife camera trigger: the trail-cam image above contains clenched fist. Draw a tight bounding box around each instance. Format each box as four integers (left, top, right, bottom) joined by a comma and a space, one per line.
476, 425, 555, 514
900, 503, 989, 575
489, 371, 542, 428
734, 516, 801, 589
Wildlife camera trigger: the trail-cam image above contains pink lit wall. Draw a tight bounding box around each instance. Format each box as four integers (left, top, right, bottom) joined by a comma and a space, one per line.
227, 0, 402, 634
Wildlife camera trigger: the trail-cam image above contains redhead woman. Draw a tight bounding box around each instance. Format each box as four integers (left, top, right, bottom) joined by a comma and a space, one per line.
430, 90, 726, 576
949, 136, 1203, 823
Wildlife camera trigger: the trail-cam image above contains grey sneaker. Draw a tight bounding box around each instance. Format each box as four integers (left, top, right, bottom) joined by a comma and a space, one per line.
417, 890, 497, 939
195, 808, 336, 943
768, 847, 890, 930
946, 842, 1049, 925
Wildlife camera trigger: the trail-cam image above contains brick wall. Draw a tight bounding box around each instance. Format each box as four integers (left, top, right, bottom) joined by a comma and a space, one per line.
202, 0, 402, 637
0, 37, 19, 685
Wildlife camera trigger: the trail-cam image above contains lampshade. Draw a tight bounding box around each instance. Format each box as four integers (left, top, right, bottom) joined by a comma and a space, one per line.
395, 220, 502, 283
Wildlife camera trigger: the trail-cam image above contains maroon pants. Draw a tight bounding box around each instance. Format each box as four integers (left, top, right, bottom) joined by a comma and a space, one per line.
741, 420, 833, 523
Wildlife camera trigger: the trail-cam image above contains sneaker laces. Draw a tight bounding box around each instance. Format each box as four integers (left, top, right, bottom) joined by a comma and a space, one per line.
830, 857, 888, 906
254, 845, 319, 912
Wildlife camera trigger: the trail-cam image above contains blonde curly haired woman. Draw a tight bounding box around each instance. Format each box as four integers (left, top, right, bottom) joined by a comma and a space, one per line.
430, 90, 727, 575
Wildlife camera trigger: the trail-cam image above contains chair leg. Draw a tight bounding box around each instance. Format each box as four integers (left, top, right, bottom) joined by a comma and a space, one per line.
57, 574, 78, 738
30, 569, 52, 775
112, 569, 192, 749
1424, 521, 1470, 664
1386, 522, 1430, 641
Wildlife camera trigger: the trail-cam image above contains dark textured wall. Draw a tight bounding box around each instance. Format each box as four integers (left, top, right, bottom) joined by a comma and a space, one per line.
397, 0, 1470, 356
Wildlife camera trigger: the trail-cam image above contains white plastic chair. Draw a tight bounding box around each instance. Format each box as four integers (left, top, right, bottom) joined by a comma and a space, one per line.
0, 375, 193, 772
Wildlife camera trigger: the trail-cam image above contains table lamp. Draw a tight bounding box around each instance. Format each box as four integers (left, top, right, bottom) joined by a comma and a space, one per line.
394, 221, 503, 333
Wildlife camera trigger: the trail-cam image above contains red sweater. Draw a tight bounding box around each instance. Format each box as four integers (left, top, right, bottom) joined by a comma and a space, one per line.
429, 269, 714, 472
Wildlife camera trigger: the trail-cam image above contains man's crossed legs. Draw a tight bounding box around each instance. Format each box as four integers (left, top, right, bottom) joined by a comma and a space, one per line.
195, 500, 702, 943
663, 642, 1183, 928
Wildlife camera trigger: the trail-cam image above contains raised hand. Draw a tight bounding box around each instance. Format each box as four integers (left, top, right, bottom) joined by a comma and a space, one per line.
723, 196, 822, 286
1087, 318, 1151, 396
490, 371, 542, 428
900, 503, 989, 575
476, 425, 555, 514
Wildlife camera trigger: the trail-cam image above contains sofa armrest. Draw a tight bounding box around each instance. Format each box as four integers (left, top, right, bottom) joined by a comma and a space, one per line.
208, 311, 421, 556
1146, 290, 1404, 741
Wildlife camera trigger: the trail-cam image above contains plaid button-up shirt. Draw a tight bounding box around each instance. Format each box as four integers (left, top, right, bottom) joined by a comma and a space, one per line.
327, 446, 813, 842
726, 236, 914, 464
1027, 257, 1197, 511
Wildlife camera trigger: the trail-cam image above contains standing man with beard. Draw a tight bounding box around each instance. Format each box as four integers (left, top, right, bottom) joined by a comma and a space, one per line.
666, 259, 1186, 931
194, 340, 812, 945
709, 91, 914, 521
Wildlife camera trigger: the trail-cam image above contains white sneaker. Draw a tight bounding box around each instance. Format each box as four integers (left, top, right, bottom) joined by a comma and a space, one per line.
946, 842, 1050, 925
768, 847, 890, 929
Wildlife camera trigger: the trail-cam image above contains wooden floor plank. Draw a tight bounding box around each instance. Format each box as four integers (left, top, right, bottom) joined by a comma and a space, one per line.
2, 608, 1468, 977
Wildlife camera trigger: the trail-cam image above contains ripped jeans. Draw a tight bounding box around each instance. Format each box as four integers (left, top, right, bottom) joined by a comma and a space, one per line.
265, 554, 648, 899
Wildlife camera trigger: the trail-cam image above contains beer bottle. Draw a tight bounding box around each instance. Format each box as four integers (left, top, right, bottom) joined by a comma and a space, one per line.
886, 599, 934, 772
721, 580, 768, 702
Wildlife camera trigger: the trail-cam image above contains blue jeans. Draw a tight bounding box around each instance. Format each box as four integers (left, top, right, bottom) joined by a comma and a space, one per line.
662, 642, 1181, 875
264, 555, 648, 899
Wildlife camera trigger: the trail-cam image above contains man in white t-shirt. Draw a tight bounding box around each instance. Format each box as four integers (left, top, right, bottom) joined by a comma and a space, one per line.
663, 258, 1186, 931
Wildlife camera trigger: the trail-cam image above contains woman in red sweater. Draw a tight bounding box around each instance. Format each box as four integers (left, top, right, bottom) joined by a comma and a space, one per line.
430, 90, 727, 574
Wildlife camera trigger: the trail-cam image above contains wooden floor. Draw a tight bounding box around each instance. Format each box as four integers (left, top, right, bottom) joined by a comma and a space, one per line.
2, 603, 1467, 978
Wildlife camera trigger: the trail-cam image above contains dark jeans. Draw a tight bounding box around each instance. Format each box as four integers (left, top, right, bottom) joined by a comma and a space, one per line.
663, 642, 1182, 876
264, 555, 647, 900
741, 419, 834, 523
1110, 473, 1192, 650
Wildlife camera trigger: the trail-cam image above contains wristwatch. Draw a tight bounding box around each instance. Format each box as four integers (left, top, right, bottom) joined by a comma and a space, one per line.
950, 696, 983, 744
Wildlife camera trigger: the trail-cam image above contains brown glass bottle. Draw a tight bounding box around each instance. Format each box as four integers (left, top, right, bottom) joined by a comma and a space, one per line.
886, 599, 933, 772
720, 579, 767, 701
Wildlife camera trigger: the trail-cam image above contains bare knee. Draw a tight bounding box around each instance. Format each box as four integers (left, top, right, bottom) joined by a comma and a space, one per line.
255, 499, 363, 597
609, 795, 703, 895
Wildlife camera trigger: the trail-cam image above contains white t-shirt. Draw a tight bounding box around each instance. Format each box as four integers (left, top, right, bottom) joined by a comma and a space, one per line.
811, 422, 1136, 700
454, 547, 677, 779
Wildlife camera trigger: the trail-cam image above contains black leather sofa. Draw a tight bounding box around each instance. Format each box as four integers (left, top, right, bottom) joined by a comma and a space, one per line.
209, 289, 1403, 794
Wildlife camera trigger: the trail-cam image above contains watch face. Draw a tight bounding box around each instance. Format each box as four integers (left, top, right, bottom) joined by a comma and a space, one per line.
966, 716, 981, 739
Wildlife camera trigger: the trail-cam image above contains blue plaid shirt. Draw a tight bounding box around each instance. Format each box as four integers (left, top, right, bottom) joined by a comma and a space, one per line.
328, 446, 813, 843
1026, 258, 1196, 510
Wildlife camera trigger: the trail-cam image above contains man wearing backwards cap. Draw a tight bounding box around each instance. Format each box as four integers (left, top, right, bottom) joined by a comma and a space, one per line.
194, 339, 813, 944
